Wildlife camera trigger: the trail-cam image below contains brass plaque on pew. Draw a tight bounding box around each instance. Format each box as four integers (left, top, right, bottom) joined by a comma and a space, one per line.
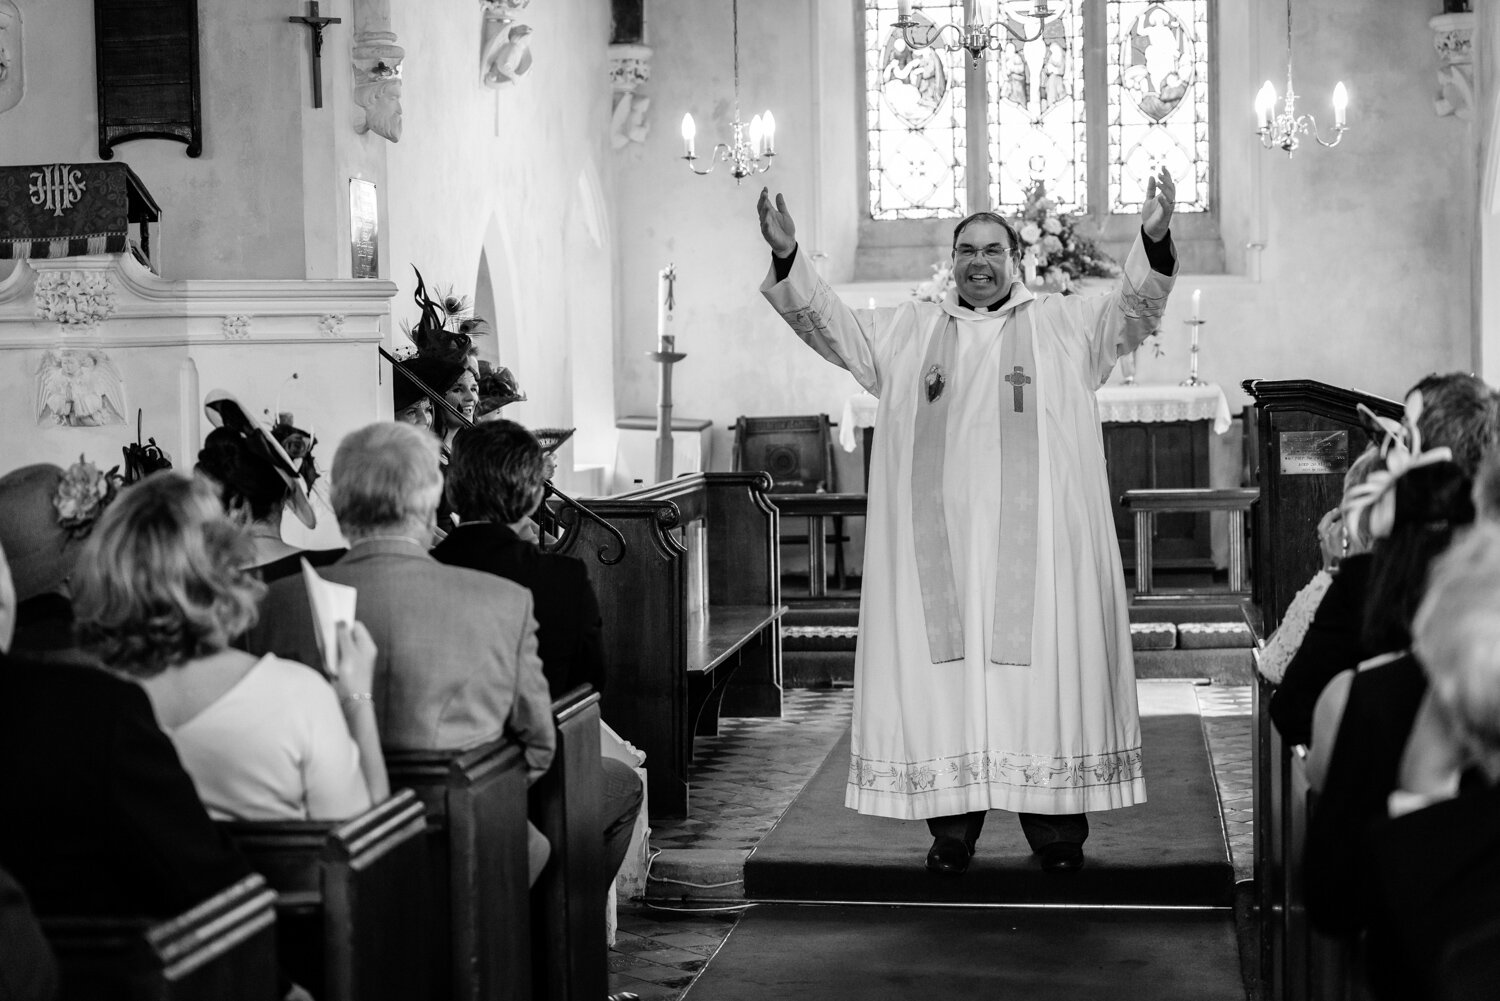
1279, 430, 1348, 475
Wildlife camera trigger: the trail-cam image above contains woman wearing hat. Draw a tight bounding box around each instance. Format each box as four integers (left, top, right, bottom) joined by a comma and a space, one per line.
0, 457, 120, 660
195, 392, 344, 583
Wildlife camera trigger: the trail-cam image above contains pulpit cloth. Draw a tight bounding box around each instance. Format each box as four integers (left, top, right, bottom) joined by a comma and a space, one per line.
763, 235, 1174, 820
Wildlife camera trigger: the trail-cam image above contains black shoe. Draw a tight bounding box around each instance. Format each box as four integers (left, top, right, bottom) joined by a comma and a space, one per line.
925, 835, 973, 875
1039, 842, 1084, 873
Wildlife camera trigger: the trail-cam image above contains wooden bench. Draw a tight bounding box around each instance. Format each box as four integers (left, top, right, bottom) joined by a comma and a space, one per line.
1120, 487, 1259, 598
386, 739, 532, 1001
219, 790, 430, 1001
1244, 378, 1401, 1001
552, 471, 784, 819
44, 874, 279, 1001
531, 687, 607, 1001
768, 492, 868, 599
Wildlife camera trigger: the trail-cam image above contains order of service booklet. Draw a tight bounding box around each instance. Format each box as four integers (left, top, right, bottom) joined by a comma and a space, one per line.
301, 557, 357, 678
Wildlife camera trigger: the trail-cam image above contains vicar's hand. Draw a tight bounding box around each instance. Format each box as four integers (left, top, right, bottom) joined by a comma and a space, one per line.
1141, 166, 1175, 242
758, 188, 797, 259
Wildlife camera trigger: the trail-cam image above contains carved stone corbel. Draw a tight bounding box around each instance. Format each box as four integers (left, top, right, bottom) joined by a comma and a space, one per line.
481, 1, 534, 89
609, 43, 653, 150
1430, 12, 1475, 121
353, 0, 405, 142
0, 0, 25, 115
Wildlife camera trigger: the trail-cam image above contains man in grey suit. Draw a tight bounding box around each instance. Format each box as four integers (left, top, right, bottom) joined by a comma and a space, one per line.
244, 421, 555, 879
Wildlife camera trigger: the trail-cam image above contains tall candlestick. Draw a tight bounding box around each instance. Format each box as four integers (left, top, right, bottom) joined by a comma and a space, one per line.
1191, 288, 1202, 321
658, 263, 676, 347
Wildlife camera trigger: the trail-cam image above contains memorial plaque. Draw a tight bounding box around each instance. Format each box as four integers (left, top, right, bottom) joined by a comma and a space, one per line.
1279, 429, 1348, 476
349, 178, 378, 279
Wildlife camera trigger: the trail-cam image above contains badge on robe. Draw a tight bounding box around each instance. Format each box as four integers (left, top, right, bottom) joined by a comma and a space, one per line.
925, 364, 946, 403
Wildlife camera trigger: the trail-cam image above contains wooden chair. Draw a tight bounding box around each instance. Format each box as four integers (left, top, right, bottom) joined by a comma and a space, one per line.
531, 687, 607, 1001
44, 874, 279, 1001
733, 414, 850, 593
219, 789, 430, 1001
386, 739, 532, 1001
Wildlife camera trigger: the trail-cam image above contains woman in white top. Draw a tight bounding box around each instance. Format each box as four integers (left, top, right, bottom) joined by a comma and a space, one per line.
72, 472, 387, 821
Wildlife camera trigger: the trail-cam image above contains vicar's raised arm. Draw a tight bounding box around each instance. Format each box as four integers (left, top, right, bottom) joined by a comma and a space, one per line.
757, 188, 882, 392
1080, 167, 1178, 384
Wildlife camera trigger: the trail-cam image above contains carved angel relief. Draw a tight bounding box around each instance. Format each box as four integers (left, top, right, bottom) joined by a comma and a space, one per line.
481, 1, 534, 89
36, 349, 127, 427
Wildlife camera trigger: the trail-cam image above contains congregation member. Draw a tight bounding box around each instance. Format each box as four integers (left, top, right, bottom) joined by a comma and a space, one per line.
1270, 372, 1500, 747
244, 421, 556, 881
757, 170, 1179, 874
1359, 523, 1500, 1000
0, 458, 119, 661
393, 355, 468, 431
1304, 450, 1476, 935
73, 473, 388, 822
0, 862, 56, 1001
1255, 446, 1380, 690
195, 393, 344, 582
433, 420, 644, 886
0, 539, 253, 922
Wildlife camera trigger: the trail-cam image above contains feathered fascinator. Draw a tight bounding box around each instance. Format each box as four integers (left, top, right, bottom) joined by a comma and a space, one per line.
1342, 391, 1453, 542
411, 267, 477, 367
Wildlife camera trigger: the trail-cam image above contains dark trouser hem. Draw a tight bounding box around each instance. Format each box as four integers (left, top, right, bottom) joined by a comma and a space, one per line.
925, 811, 1089, 851
601, 756, 645, 882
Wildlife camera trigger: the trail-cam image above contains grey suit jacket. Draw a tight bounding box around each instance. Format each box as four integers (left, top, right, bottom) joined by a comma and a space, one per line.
243, 539, 554, 777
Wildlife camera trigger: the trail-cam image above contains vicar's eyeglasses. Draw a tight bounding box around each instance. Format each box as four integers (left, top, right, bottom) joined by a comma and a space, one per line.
954, 244, 1015, 262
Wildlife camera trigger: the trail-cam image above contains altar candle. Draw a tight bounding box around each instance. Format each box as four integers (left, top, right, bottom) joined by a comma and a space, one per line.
658, 264, 675, 345
1191, 288, 1202, 321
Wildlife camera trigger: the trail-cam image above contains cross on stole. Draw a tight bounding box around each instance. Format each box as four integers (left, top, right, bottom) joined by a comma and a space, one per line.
288, 1, 342, 109
1004, 365, 1032, 413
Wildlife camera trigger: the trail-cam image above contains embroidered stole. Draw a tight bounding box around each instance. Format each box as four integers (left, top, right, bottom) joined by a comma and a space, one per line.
910, 301, 1039, 666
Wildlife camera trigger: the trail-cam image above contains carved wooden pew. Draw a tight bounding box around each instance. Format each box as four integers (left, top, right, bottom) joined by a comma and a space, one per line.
44, 874, 279, 1001
219, 789, 430, 1001
553, 471, 784, 819
531, 687, 607, 1001
386, 739, 532, 1001
1243, 379, 1400, 1001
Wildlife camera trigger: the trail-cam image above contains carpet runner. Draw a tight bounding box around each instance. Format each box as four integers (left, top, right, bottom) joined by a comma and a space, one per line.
745, 712, 1233, 907
684, 903, 1243, 1001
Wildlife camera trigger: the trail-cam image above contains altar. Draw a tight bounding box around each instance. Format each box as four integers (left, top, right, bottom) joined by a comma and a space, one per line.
839, 382, 1241, 571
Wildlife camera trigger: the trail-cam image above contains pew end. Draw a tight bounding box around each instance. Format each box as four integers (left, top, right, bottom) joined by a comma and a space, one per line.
219, 789, 430, 1001
44, 874, 279, 1001
387, 738, 532, 1001
531, 686, 608, 1001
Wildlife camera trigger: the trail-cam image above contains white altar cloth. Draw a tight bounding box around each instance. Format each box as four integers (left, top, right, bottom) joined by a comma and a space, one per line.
840, 382, 1232, 451
1095, 383, 1233, 434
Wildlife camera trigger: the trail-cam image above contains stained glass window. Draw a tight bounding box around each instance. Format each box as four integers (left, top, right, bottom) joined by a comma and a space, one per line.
863, 1, 1212, 222
1107, 0, 1210, 213
986, 4, 1087, 214
866, 1, 968, 220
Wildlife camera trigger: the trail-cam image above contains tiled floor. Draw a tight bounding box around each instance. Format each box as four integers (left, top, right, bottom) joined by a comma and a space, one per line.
609, 683, 1255, 1000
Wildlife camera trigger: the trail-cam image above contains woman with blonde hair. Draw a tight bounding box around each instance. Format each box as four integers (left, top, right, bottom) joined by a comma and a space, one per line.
73, 472, 387, 821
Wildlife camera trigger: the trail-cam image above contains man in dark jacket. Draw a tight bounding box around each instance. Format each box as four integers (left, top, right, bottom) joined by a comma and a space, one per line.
432, 421, 642, 887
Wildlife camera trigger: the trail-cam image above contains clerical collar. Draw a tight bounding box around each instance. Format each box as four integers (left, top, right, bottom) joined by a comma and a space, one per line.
958, 291, 1011, 312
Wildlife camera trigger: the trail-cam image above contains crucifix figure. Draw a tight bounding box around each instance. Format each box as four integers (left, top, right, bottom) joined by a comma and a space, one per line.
288, 1, 342, 109
1004, 365, 1032, 413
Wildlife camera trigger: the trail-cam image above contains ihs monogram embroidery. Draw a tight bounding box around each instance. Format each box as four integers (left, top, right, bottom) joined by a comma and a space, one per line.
925, 364, 946, 403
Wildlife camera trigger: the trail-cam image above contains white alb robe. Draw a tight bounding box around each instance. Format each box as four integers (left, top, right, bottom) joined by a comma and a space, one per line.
762, 238, 1173, 818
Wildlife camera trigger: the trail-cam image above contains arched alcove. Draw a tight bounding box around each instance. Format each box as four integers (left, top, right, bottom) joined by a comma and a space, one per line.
472, 248, 499, 365
478, 214, 523, 373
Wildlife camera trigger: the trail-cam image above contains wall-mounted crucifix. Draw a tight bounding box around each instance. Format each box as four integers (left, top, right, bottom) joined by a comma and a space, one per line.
288, 1, 342, 108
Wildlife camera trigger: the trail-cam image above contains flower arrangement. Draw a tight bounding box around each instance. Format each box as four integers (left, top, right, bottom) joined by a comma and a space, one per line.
1015, 181, 1118, 292
54, 454, 124, 539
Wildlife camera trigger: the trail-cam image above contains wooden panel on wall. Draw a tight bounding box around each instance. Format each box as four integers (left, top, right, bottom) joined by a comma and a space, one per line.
94, 0, 203, 158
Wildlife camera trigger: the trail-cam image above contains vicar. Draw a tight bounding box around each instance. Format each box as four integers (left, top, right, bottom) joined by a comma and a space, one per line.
757, 169, 1177, 874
